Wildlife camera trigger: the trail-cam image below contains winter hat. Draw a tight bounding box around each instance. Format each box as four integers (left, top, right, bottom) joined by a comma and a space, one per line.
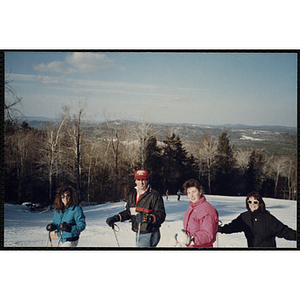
134, 169, 148, 180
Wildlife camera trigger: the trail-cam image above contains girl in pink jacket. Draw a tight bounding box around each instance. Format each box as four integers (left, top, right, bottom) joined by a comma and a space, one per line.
176, 179, 219, 247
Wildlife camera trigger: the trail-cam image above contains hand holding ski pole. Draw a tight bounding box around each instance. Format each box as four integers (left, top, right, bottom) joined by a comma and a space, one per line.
106, 215, 121, 247
46, 223, 57, 247
46, 222, 57, 231
106, 215, 120, 228
46, 223, 56, 247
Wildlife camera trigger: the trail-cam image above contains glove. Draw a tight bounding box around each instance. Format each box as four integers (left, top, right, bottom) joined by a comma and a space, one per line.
59, 222, 72, 232
46, 223, 57, 232
136, 213, 154, 224
106, 215, 120, 228
175, 229, 192, 245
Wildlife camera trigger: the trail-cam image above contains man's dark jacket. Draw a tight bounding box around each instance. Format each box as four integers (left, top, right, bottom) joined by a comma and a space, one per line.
119, 185, 166, 234
218, 209, 296, 248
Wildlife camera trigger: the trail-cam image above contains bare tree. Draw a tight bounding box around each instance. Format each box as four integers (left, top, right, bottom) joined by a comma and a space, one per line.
187, 133, 218, 194
102, 113, 138, 201
266, 155, 288, 197
199, 133, 218, 194
282, 157, 297, 200
84, 141, 100, 202
65, 99, 88, 201
235, 149, 251, 172
104, 116, 126, 200
5, 124, 38, 203
39, 110, 68, 201
4, 76, 23, 122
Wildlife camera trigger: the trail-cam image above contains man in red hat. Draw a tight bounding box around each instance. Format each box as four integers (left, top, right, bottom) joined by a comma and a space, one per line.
106, 169, 166, 247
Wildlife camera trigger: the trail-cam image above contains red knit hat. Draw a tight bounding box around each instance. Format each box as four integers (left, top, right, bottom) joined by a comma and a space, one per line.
134, 169, 148, 180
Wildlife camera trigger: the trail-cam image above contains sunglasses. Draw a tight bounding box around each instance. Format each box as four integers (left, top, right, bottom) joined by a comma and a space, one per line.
247, 200, 259, 205
61, 194, 71, 199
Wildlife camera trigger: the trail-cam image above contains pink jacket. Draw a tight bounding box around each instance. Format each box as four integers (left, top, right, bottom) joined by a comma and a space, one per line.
183, 196, 219, 247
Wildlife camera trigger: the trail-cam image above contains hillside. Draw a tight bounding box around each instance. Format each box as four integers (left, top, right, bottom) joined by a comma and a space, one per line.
26, 117, 296, 156
4, 194, 297, 248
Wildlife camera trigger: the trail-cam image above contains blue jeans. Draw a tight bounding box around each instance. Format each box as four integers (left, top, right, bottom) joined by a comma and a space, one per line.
136, 230, 161, 247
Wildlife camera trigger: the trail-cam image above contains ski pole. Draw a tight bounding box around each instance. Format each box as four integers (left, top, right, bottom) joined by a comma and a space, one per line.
137, 223, 141, 247
174, 234, 179, 247
46, 231, 53, 247
112, 224, 120, 247
57, 234, 62, 247
46, 232, 49, 247
56, 229, 63, 247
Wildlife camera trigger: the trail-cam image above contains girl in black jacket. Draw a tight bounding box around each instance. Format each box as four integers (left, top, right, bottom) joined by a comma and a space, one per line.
218, 191, 296, 248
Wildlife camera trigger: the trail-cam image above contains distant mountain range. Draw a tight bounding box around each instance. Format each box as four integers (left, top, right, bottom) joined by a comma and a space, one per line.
21, 116, 296, 156
23, 116, 296, 132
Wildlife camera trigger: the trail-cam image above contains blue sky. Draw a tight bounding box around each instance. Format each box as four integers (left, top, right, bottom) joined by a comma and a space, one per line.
5, 51, 297, 127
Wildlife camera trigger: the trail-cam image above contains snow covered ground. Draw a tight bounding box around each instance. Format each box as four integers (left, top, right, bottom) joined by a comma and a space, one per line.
4, 194, 297, 248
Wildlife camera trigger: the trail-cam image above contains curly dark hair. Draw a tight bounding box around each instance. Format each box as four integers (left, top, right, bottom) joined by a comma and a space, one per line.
54, 186, 77, 212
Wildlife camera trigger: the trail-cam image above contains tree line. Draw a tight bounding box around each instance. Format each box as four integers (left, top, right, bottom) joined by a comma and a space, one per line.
4, 107, 297, 207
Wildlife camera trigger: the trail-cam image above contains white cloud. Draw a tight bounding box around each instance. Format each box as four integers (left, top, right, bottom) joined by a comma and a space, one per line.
65, 52, 114, 72
35, 74, 70, 85
33, 61, 75, 74
5, 73, 37, 82
32, 53, 115, 74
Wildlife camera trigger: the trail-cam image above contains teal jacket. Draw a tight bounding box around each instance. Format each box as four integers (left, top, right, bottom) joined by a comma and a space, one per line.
52, 205, 86, 243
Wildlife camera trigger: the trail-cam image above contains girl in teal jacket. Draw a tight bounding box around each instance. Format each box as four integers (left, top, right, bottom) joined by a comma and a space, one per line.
47, 186, 86, 247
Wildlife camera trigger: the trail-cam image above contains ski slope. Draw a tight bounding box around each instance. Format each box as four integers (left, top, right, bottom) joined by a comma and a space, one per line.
4, 194, 297, 248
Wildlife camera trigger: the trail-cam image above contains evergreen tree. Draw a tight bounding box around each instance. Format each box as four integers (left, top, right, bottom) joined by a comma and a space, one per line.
245, 150, 265, 193
144, 135, 164, 193
162, 133, 180, 194
212, 130, 237, 195
162, 133, 198, 194
185, 153, 200, 184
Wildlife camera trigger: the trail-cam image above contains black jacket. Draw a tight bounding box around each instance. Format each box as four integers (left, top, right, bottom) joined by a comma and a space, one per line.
218, 209, 296, 248
119, 185, 166, 234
